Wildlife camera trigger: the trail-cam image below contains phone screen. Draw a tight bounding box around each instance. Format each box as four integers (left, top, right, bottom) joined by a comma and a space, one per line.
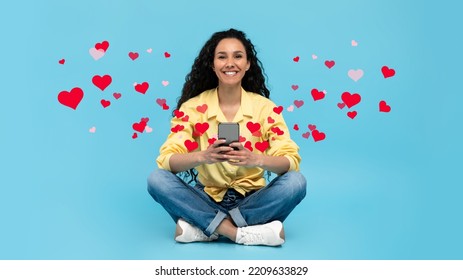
218, 122, 239, 148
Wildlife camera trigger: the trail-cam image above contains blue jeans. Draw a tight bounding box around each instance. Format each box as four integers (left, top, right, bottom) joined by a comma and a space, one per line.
147, 169, 307, 237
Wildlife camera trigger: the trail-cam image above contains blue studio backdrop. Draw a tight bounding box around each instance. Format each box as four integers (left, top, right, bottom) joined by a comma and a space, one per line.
1, 0, 462, 259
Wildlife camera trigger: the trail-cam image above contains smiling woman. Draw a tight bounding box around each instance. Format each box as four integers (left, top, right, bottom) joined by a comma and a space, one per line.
146, 28, 307, 247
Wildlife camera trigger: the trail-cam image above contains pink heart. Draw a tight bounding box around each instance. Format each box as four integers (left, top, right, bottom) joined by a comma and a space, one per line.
162, 80, 169, 86
348, 69, 364, 82
311, 54, 317, 60
351, 40, 358, 47
156, 98, 166, 106
89, 48, 105, 60
89, 127, 96, 133
145, 126, 153, 133
113, 92, 122, 99
146, 48, 152, 53
291, 85, 299, 91
287, 105, 294, 112
294, 100, 304, 108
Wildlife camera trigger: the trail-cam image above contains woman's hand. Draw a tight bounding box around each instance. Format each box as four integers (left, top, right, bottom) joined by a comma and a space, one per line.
222, 142, 262, 167
200, 139, 234, 164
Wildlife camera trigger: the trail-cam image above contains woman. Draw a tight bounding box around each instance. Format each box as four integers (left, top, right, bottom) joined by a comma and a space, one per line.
147, 29, 306, 246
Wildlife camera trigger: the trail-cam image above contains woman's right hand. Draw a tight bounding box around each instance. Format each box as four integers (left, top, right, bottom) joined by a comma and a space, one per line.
200, 139, 234, 164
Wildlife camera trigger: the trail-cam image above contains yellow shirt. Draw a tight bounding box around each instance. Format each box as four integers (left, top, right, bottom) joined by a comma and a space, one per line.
156, 88, 301, 202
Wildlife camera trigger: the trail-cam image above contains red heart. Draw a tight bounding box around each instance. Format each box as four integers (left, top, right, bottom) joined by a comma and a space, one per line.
132, 133, 138, 139
196, 104, 208, 113
135, 82, 149, 94
92, 74, 112, 91
246, 121, 261, 134
337, 102, 345, 109
379, 100, 391, 112
132, 121, 147, 133
308, 124, 316, 131
341, 92, 361, 108
239, 136, 246, 142
273, 106, 283, 114
141, 117, 150, 123
113, 92, 122, 99
244, 141, 253, 151
181, 115, 189, 122
325, 60, 335, 69
293, 124, 299, 131
194, 122, 209, 135
128, 52, 139, 60
162, 103, 170, 110
156, 98, 166, 106
58, 87, 84, 110
311, 88, 325, 101
381, 66, 395, 78
208, 138, 217, 145
294, 100, 304, 108
302, 132, 310, 139
312, 130, 326, 142
174, 109, 185, 118
95, 40, 109, 52
255, 141, 269, 153
291, 85, 299, 91
267, 116, 275, 123
347, 111, 357, 119
271, 126, 284, 136
164, 52, 171, 58
58, 59, 65, 64
100, 99, 111, 108
171, 124, 184, 133
293, 56, 300, 62
184, 139, 198, 151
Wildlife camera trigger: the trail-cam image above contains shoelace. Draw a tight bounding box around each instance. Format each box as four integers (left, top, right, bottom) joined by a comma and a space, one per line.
240, 229, 265, 243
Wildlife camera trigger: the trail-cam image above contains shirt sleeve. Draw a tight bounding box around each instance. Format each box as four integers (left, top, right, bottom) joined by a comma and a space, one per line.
262, 102, 301, 172
156, 105, 197, 171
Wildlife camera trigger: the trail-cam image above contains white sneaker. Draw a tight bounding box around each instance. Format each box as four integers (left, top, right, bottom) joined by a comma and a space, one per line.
174, 219, 219, 243
235, 221, 285, 246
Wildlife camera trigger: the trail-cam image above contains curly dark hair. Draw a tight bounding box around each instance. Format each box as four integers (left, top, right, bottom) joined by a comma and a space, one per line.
175, 28, 270, 114
176, 28, 270, 184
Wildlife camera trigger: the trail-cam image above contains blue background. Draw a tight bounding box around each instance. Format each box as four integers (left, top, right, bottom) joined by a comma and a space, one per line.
1, 0, 462, 259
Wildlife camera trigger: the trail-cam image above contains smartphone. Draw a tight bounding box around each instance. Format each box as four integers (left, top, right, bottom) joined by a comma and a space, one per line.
218, 122, 239, 150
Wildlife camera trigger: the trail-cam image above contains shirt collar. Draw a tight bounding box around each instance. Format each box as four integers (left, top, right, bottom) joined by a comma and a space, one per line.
206, 87, 255, 122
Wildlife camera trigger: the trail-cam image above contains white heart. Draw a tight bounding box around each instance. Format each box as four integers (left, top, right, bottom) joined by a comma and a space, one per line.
89, 127, 96, 133
162, 80, 169, 86
147, 48, 153, 53
312, 54, 318, 60
287, 105, 294, 112
348, 69, 364, 82
89, 48, 105, 60
351, 40, 358, 47
145, 126, 153, 133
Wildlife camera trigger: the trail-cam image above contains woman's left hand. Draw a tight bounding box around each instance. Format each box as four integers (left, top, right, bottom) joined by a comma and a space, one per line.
222, 142, 262, 167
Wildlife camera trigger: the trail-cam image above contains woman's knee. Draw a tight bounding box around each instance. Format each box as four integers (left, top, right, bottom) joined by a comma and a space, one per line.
285, 171, 307, 200
147, 168, 175, 196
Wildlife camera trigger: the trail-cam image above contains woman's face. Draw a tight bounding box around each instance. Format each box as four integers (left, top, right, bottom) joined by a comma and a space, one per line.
213, 38, 250, 88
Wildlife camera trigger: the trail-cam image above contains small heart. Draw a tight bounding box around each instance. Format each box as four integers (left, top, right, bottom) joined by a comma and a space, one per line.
58, 87, 84, 110
164, 52, 171, 58
196, 104, 208, 113
94, 40, 109, 52
308, 124, 316, 131
162, 80, 169, 86
113, 92, 122, 99
89, 48, 105, 60
132, 133, 138, 139
132, 121, 147, 133
171, 124, 184, 133
92, 74, 112, 91
379, 100, 391, 112
244, 141, 253, 151
208, 138, 217, 145
128, 52, 139, 60
302, 132, 310, 139
351, 40, 358, 47
135, 82, 149, 94
312, 54, 317, 60
311, 88, 325, 101
271, 126, 284, 136
287, 105, 294, 112
181, 115, 189, 122
194, 122, 209, 136
141, 117, 149, 123
293, 124, 299, 131
100, 99, 111, 108
156, 98, 167, 106
293, 56, 300, 62
291, 85, 299, 91
145, 126, 153, 133
347, 111, 357, 119
273, 106, 283, 114
294, 100, 304, 108
337, 102, 346, 109
246, 121, 261, 134
267, 116, 275, 124
312, 130, 326, 142
347, 69, 364, 82
239, 136, 246, 142
325, 60, 335, 69
89, 126, 96, 133
147, 48, 152, 53
255, 141, 269, 153
174, 109, 185, 118
341, 92, 361, 108
58, 59, 65, 64
184, 139, 198, 151
381, 66, 396, 78
162, 103, 169, 110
